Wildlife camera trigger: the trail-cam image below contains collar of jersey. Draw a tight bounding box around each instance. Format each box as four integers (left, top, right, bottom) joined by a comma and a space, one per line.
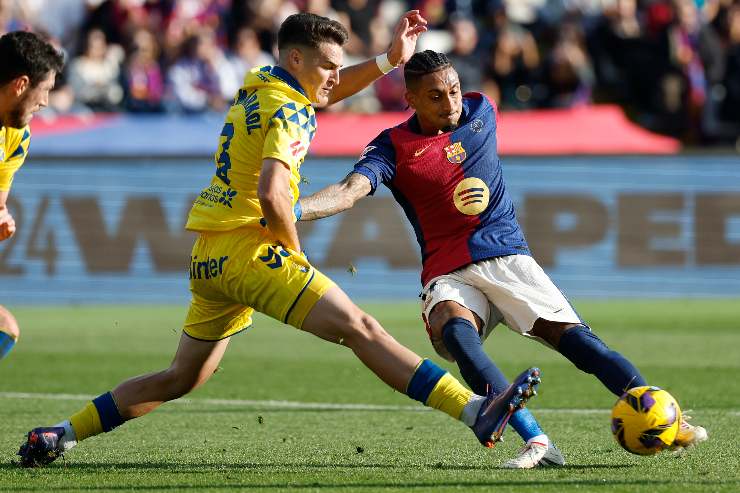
262, 65, 308, 99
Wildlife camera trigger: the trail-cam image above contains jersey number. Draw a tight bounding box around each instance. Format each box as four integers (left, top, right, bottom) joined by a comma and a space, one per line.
215, 122, 234, 185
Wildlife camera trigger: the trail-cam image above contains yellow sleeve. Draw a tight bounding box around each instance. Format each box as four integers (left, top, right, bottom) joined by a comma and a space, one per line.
0, 128, 30, 192
262, 104, 308, 170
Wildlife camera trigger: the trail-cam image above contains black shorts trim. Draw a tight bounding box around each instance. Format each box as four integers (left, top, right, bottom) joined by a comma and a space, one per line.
283, 269, 316, 324
183, 324, 253, 342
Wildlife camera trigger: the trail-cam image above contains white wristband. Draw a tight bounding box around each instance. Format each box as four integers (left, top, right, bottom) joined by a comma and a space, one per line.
375, 52, 396, 75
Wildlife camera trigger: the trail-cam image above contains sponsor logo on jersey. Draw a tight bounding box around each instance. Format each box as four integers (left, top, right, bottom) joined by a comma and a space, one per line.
189, 255, 229, 280
470, 119, 484, 133
444, 141, 467, 164
290, 140, 306, 157
219, 188, 237, 208
198, 183, 238, 208
453, 177, 489, 215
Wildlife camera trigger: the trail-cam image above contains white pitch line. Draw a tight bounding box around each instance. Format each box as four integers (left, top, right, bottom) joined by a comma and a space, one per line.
1, 391, 738, 416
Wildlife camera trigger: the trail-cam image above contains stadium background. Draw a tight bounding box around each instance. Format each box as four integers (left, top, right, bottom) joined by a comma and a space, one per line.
1, 0, 739, 304
1, 3, 740, 490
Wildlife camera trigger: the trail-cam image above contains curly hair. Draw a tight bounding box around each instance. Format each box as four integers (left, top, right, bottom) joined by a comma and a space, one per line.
277, 13, 348, 52
0, 31, 64, 87
404, 50, 452, 89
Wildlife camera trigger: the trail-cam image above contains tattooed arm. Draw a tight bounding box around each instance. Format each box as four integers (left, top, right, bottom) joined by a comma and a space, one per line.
298, 172, 372, 221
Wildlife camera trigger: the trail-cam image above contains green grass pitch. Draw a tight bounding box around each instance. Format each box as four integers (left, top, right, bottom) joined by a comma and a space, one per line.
1, 300, 739, 492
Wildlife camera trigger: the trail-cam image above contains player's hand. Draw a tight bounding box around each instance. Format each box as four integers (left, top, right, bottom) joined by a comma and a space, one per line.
387, 10, 428, 67
0, 207, 16, 242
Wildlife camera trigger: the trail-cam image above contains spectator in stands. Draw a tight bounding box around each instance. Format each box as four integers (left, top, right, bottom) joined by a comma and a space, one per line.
484, 22, 541, 109
7, 0, 87, 51
167, 27, 229, 113
589, 0, 655, 110
67, 28, 125, 112
5, 0, 737, 145
369, 4, 403, 111
221, 26, 274, 97
333, 0, 381, 55
662, 0, 724, 140
226, 0, 299, 63
123, 28, 165, 113
720, 2, 740, 129
446, 15, 482, 92
30, 32, 91, 119
542, 20, 594, 107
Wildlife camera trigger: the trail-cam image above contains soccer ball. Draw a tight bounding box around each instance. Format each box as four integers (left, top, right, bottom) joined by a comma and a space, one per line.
611, 386, 681, 455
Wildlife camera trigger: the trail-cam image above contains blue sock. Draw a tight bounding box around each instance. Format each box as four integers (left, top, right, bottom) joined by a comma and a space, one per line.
558, 324, 646, 396
406, 359, 447, 404
0, 331, 16, 360
442, 317, 544, 442
92, 392, 125, 432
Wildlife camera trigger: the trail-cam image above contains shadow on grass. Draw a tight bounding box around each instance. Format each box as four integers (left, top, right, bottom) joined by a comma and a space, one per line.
0, 478, 737, 492
1, 460, 638, 473
2, 461, 737, 491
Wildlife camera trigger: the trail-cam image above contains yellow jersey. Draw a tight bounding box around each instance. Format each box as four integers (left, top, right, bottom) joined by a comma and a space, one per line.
186, 66, 316, 232
0, 125, 31, 192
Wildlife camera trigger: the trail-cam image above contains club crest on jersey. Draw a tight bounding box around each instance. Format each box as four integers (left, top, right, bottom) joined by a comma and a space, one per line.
444, 142, 466, 164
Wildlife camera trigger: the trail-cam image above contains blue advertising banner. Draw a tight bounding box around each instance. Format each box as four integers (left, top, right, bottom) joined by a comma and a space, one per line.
0, 156, 738, 304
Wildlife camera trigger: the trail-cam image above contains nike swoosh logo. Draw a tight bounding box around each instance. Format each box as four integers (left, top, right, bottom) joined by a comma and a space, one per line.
414, 144, 432, 157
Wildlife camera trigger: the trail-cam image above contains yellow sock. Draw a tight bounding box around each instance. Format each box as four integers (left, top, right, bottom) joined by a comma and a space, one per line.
69, 401, 104, 442
425, 373, 474, 420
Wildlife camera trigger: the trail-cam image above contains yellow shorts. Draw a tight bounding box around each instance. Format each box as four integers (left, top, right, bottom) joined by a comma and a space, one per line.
184, 227, 334, 340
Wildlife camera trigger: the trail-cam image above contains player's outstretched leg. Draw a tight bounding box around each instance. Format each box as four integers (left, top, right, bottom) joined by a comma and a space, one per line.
535, 320, 707, 452
435, 314, 563, 468
551, 323, 647, 396
17, 333, 230, 467
0, 305, 20, 361
300, 286, 540, 447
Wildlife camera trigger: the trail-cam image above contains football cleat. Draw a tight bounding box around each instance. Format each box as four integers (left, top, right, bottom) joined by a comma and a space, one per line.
502, 439, 565, 469
670, 414, 708, 452
17, 427, 66, 468
471, 367, 541, 448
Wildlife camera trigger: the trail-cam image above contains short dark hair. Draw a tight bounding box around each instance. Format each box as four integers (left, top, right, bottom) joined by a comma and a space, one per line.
277, 13, 348, 52
404, 50, 453, 89
0, 31, 64, 87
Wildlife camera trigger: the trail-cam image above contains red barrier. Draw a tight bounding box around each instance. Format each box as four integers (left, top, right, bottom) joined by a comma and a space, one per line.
28, 105, 680, 156
312, 105, 680, 156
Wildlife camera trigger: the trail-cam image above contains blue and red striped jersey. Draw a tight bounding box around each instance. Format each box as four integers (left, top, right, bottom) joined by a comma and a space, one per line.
353, 92, 530, 286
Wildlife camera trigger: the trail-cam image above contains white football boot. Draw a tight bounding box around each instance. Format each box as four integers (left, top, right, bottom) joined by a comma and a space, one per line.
501, 437, 566, 469
670, 414, 708, 453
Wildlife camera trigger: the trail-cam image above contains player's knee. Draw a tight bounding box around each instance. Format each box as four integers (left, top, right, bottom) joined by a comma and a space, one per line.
428, 303, 459, 332
531, 319, 578, 348
343, 312, 390, 346
428, 302, 481, 340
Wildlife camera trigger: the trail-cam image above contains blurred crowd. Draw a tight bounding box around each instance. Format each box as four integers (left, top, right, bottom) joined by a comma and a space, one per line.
1, 0, 738, 144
